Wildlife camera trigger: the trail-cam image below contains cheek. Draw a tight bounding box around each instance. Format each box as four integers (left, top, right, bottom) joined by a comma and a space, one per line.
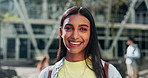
84, 33, 90, 44
61, 30, 66, 38
61, 31, 71, 40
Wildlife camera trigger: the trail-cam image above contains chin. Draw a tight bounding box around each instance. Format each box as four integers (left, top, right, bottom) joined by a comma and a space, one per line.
68, 49, 84, 54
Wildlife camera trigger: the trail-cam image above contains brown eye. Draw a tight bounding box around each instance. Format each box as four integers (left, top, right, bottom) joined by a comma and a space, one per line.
80, 28, 87, 31
64, 27, 73, 31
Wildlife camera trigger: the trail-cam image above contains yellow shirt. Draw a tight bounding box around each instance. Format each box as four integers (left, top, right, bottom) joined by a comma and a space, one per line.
57, 59, 96, 78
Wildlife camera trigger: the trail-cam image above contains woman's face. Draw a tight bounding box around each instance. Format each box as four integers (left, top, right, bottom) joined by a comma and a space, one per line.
60, 14, 90, 54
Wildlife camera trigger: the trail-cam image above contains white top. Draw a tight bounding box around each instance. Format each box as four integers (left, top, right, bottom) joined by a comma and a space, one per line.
125, 44, 140, 65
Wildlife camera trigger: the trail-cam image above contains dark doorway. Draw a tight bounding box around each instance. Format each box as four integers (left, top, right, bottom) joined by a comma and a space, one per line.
19, 38, 28, 58
7, 38, 15, 58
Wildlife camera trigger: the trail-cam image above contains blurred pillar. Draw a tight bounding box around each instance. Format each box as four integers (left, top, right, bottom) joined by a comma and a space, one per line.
15, 37, 20, 60
130, 8, 135, 24
145, 0, 148, 10
0, 22, 7, 60
13, 0, 40, 58
110, 0, 138, 51
105, 0, 112, 49
42, 0, 48, 19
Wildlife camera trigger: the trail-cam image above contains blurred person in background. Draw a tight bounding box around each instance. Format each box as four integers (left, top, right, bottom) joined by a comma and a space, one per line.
37, 56, 49, 72
39, 6, 121, 78
124, 37, 140, 78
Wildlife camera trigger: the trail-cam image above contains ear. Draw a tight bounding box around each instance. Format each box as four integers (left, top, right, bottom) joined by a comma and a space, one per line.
59, 27, 62, 37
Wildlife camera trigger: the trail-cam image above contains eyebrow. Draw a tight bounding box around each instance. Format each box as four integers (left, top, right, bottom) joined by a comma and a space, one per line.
65, 24, 73, 26
79, 24, 88, 27
65, 24, 89, 27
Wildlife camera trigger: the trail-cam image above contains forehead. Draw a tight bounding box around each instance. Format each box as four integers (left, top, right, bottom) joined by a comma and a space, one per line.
63, 14, 90, 26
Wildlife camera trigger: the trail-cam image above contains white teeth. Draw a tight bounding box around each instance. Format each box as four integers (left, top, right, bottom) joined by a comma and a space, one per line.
70, 42, 81, 45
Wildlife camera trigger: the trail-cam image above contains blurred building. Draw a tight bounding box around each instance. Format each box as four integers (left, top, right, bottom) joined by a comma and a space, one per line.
0, 0, 148, 64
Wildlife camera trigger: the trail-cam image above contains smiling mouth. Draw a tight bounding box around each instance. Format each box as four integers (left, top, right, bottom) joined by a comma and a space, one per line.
70, 42, 81, 44
69, 41, 82, 47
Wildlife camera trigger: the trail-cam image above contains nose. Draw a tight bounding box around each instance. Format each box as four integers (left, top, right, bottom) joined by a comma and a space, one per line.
71, 30, 79, 40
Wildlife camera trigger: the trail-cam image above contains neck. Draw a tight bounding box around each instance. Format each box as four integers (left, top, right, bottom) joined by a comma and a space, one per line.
130, 43, 134, 45
66, 52, 85, 62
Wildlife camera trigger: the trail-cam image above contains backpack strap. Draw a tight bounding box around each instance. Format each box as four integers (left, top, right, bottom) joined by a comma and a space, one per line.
132, 46, 136, 54
104, 62, 109, 78
48, 70, 52, 78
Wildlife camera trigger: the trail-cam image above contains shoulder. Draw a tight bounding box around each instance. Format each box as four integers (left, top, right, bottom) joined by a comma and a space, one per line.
108, 64, 122, 78
38, 65, 54, 78
128, 45, 134, 49
38, 58, 64, 78
101, 60, 122, 78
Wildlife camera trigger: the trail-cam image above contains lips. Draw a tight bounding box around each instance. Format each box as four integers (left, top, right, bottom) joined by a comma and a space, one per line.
69, 41, 82, 47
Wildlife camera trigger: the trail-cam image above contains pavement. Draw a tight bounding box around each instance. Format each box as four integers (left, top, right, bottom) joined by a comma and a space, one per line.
139, 69, 148, 78
138, 63, 148, 78
1, 60, 148, 78
13, 65, 148, 78
14, 66, 40, 78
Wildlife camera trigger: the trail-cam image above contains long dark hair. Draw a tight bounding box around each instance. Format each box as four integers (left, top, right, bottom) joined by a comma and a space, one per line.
57, 6, 106, 78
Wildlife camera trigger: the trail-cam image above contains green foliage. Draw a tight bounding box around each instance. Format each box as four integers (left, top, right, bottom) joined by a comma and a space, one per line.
73, 0, 82, 6
12, 76, 21, 78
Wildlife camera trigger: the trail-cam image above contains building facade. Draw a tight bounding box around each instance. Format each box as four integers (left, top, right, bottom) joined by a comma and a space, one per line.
0, 0, 148, 62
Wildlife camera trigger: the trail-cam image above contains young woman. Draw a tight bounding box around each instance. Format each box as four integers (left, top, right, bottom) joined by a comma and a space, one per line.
39, 6, 122, 78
